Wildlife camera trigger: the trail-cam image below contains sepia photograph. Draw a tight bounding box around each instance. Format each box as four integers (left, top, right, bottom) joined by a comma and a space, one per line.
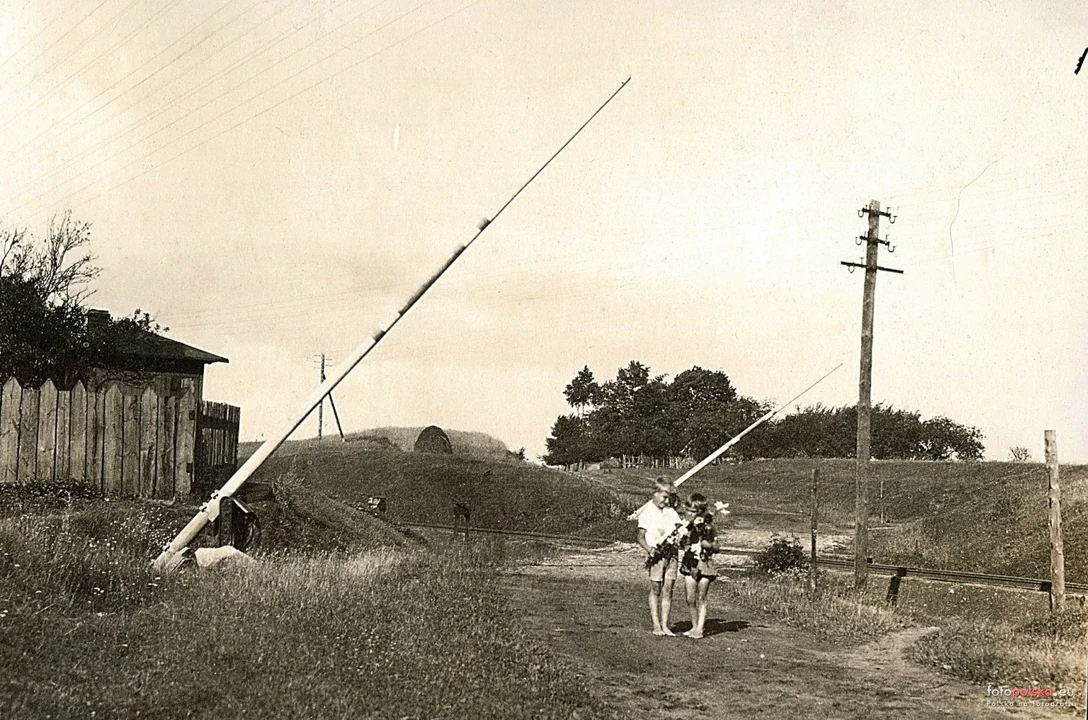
0, 1, 1085, 717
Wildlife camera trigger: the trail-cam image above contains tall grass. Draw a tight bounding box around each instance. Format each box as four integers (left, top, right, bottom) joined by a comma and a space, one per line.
715, 568, 1086, 693
906, 608, 1087, 689
716, 571, 910, 643
1, 505, 621, 719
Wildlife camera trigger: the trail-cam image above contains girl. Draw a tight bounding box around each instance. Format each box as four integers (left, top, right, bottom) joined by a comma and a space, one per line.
679, 493, 722, 639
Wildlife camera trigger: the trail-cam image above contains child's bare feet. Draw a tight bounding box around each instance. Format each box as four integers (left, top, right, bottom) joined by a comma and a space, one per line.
652, 628, 667, 636
661, 627, 676, 636
681, 629, 693, 637
688, 631, 704, 639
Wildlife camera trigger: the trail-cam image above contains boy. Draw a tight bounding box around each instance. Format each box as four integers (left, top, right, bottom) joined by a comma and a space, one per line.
636, 478, 683, 636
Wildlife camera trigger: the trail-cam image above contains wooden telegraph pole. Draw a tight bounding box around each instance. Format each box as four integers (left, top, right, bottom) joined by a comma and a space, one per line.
318, 353, 325, 440
316, 353, 346, 442
809, 468, 819, 593
841, 200, 902, 590
1045, 430, 1065, 612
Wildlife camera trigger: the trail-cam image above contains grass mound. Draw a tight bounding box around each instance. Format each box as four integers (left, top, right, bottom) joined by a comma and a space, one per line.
239, 426, 518, 464
251, 444, 634, 538
254, 473, 415, 553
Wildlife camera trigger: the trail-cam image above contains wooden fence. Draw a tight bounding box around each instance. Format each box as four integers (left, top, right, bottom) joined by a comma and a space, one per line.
0, 377, 240, 499
196, 401, 241, 495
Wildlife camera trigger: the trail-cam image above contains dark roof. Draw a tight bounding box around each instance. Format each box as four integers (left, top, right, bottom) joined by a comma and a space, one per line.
87, 309, 228, 365
115, 330, 228, 365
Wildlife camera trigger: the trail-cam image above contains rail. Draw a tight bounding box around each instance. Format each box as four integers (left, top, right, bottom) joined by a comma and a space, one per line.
397, 522, 1088, 595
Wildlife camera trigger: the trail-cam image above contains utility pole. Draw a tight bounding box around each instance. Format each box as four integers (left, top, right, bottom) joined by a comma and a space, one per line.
841, 199, 902, 590
318, 353, 325, 440
1045, 430, 1065, 612
315, 353, 346, 442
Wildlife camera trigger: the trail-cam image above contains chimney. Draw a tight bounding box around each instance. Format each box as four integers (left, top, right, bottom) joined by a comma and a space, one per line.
86, 309, 111, 331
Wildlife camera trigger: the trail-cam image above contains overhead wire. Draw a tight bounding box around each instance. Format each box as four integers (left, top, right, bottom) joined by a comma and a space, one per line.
3, 0, 188, 137
26, 0, 492, 224
2, 0, 248, 167
0, 0, 114, 97
7, 0, 437, 222
4, 0, 355, 207
0, 0, 143, 132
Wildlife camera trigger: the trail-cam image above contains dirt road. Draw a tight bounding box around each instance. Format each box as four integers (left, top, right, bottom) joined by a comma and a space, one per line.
499, 544, 1042, 719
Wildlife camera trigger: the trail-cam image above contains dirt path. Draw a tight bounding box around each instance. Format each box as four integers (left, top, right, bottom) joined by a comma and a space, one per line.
499, 543, 1043, 719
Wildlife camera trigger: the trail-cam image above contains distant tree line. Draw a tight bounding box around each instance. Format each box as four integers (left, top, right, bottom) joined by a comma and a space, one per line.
543, 362, 985, 465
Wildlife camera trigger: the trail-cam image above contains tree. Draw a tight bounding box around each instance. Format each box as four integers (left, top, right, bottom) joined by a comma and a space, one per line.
0, 214, 164, 387
543, 414, 592, 466
917, 416, 984, 461
563, 365, 600, 416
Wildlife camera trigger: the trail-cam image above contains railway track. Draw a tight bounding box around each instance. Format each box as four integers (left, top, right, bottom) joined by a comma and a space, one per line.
397, 521, 1088, 596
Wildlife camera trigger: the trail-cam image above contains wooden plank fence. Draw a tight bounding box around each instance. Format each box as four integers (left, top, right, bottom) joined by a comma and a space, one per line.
0, 377, 238, 499
196, 401, 241, 494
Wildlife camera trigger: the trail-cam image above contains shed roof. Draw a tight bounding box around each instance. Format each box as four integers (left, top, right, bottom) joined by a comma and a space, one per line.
89, 309, 228, 365
115, 330, 228, 365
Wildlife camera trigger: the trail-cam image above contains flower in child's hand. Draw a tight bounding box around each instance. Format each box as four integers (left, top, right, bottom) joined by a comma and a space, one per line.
713, 501, 730, 516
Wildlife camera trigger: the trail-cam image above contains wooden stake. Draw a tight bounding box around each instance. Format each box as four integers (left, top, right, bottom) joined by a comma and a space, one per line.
1045, 429, 1065, 612
810, 468, 819, 593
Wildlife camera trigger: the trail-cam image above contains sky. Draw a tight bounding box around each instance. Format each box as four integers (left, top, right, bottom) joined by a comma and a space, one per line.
1, 0, 1086, 463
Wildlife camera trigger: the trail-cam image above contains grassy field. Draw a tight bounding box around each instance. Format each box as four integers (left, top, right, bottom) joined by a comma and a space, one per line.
575, 459, 1088, 583
5, 451, 1086, 717
0, 485, 622, 720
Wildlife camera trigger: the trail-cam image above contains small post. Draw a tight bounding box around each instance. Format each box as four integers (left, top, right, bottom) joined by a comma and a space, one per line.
1045, 430, 1065, 612
453, 501, 471, 542
217, 496, 235, 547
809, 468, 819, 593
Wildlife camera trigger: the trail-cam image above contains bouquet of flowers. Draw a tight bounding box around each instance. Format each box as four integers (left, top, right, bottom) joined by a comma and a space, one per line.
644, 520, 691, 569
680, 502, 730, 572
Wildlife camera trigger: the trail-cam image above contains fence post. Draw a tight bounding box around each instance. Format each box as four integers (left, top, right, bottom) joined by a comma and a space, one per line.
810, 467, 819, 593
18, 385, 39, 483
1044, 430, 1065, 612
0, 378, 22, 484
55, 386, 71, 483
36, 380, 57, 484
70, 382, 87, 485
103, 384, 123, 495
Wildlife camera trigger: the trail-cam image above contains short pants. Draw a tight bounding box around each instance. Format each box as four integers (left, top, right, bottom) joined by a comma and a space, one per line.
647, 555, 677, 582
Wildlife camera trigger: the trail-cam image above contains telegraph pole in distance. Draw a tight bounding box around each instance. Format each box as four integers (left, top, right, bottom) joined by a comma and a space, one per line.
841, 199, 902, 590
315, 353, 346, 442
318, 353, 326, 440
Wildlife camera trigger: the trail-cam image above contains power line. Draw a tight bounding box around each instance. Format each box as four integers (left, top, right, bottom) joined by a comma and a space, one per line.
8, 0, 430, 221
1, 0, 187, 138
4, 0, 386, 216
0, 0, 143, 133
27, 0, 489, 224
3, 0, 352, 206
0, 0, 114, 97
2, 0, 249, 168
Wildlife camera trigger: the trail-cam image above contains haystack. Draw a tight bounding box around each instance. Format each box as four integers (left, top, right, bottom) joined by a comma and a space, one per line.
413, 425, 453, 454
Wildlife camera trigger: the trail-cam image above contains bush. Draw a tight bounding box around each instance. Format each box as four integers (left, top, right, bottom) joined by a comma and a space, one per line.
753, 535, 807, 576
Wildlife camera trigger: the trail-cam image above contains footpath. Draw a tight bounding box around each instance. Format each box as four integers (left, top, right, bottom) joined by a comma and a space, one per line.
500, 544, 1041, 719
